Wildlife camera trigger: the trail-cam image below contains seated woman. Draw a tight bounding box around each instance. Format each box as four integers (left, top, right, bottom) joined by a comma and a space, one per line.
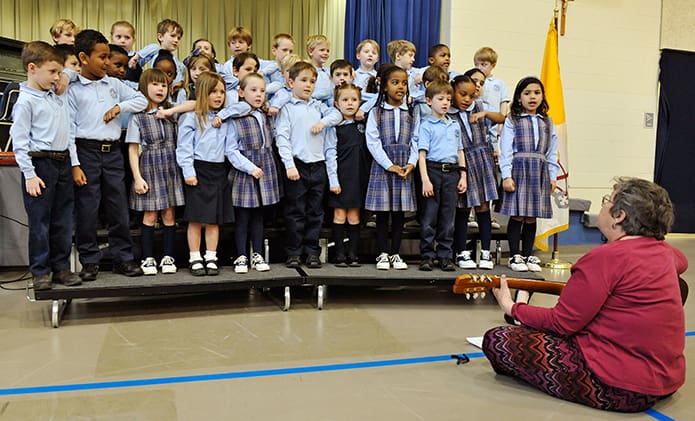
483, 177, 687, 412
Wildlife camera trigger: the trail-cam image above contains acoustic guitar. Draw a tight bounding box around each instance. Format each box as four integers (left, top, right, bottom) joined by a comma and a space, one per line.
453, 274, 688, 306
452, 274, 565, 299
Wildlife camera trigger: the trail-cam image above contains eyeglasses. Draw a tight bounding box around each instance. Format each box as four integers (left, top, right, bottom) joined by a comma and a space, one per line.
601, 194, 613, 206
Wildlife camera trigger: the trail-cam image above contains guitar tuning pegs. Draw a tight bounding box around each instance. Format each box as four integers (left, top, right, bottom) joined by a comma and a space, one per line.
465, 293, 471, 300
481, 292, 486, 299
473, 292, 479, 299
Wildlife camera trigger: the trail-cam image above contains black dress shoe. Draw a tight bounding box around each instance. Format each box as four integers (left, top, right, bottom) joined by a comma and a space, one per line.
347, 254, 361, 267
334, 254, 349, 268
419, 257, 433, 271
285, 255, 301, 268
440, 258, 456, 272
305, 254, 322, 269
79, 263, 99, 281
113, 260, 144, 277
32, 274, 52, 290
52, 270, 82, 286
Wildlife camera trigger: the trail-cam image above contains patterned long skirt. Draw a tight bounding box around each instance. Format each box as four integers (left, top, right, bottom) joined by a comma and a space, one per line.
482, 325, 662, 412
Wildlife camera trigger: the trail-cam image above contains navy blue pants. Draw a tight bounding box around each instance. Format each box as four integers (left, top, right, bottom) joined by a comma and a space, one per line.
283, 160, 326, 256
419, 168, 458, 260
74, 143, 134, 265
21, 157, 74, 276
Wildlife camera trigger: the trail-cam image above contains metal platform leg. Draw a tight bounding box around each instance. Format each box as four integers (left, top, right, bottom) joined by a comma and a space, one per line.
51, 299, 71, 328
283, 286, 290, 311
495, 240, 502, 264
264, 238, 270, 263
316, 285, 325, 310
319, 238, 328, 263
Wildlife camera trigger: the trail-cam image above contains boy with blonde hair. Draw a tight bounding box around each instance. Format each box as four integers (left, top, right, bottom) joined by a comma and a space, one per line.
11, 41, 82, 289
110, 20, 141, 85
260, 33, 295, 96
128, 19, 185, 84
268, 53, 303, 116
354, 39, 379, 90
50, 19, 79, 45
306, 34, 332, 105
473, 46, 510, 153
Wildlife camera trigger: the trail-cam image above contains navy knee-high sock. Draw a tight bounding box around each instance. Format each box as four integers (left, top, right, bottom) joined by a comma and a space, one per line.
141, 224, 155, 259
390, 212, 405, 255
333, 222, 346, 256
347, 223, 360, 257
506, 218, 523, 256
522, 221, 537, 257
162, 225, 176, 257
454, 207, 469, 253
476, 210, 492, 251
376, 212, 389, 254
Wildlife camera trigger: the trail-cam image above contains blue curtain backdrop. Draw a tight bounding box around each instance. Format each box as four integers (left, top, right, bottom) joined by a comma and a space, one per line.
344, 0, 441, 69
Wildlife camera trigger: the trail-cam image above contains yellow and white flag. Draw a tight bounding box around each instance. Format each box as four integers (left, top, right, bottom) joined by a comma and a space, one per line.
535, 19, 570, 251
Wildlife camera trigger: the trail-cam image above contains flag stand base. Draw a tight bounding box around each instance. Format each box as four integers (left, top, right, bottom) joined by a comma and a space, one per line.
543, 250, 572, 270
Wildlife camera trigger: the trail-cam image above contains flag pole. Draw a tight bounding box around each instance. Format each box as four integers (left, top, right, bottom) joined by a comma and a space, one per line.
543, 233, 572, 269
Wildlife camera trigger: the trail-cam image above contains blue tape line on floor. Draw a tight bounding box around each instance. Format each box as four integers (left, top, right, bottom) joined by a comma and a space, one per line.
686, 331, 695, 337
0, 352, 486, 396
645, 408, 675, 421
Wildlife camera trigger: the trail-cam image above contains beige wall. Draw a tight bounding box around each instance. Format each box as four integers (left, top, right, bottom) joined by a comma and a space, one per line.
442, 0, 662, 213
661, 0, 695, 51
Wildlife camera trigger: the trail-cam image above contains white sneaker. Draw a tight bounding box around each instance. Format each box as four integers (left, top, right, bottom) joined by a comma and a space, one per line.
251, 252, 270, 272
456, 250, 477, 269
525, 256, 542, 272
491, 217, 501, 229
234, 255, 249, 274
160, 255, 177, 274
390, 254, 408, 270
376, 253, 390, 270
141, 257, 157, 275
478, 250, 494, 270
508, 254, 528, 272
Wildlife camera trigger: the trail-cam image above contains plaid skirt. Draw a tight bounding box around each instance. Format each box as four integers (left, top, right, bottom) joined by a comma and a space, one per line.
483, 325, 661, 412
183, 160, 234, 224
458, 143, 498, 208
364, 143, 416, 212
130, 141, 185, 211
499, 153, 551, 218
230, 148, 281, 208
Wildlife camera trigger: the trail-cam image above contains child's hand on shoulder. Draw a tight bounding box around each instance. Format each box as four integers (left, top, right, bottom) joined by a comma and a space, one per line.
503, 177, 516, 192
355, 110, 365, 121
103, 105, 120, 123
73, 166, 87, 186
156, 108, 174, 120
128, 54, 139, 69
469, 111, 486, 124
25, 176, 45, 197
171, 81, 184, 97
251, 168, 264, 179
185, 176, 198, 186
286, 167, 300, 181
267, 107, 280, 117
310, 122, 326, 134
212, 116, 223, 128
55, 73, 70, 95
330, 185, 342, 195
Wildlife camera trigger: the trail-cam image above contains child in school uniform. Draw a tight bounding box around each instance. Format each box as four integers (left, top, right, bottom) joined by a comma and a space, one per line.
53, 44, 80, 72
10, 41, 82, 290
275, 61, 335, 269
267, 53, 303, 116
68, 29, 147, 281
128, 19, 185, 85
499, 76, 560, 274
474, 47, 511, 155
417, 80, 466, 271
353, 39, 379, 91
50, 19, 79, 45
365, 64, 419, 270
259, 33, 295, 97
127, 68, 185, 275
449, 75, 505, 270
325, 84, 367, 267
177, 51, 216, 102
225, 73, 279, 273
176, 72, 234, 276
306, 35, 332, 106
110, 21, 141, 85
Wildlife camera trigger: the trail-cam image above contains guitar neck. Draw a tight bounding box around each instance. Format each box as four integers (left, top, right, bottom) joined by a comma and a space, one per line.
453, 275, 566, 296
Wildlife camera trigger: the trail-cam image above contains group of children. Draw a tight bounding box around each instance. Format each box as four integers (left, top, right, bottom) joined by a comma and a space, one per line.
11, 18, 559, 289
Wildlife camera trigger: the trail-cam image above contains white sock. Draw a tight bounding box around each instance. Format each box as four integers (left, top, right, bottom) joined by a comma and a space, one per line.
204, 250, 217, 261
189, 251, 202, 263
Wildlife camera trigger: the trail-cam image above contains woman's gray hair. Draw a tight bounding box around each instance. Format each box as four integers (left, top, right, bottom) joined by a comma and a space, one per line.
609, 177, 673, 240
